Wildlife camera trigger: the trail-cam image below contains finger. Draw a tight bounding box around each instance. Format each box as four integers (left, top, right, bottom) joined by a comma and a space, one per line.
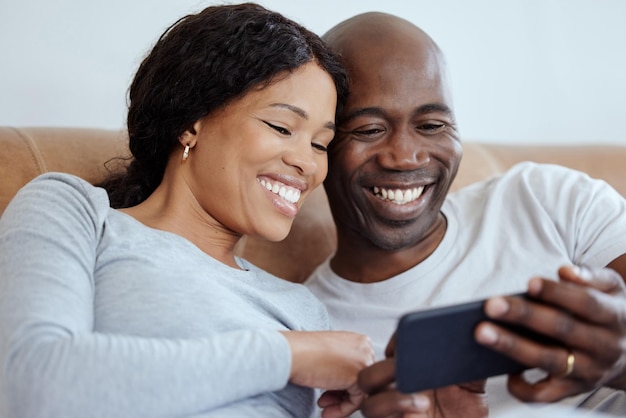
558, 265, 625, 293
526, 278, 625, 328
477, 317, 624, 388
321, 384, 365, 418
385, 332, 397, 358
483, 291, 622, 358
359, 390, 430, 418
358, 358, 396, 395
475, 321, 573, 374
506, 372, 588, 403
457, 379, 487, 394
317, 390, 344, 408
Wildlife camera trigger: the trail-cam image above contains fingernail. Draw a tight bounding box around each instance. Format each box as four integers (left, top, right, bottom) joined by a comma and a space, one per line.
573, 265, 593, 281
402, 394, 429, 410
528, 277, 542, 294
485, 297, 509, 317
477, 323, 499, 344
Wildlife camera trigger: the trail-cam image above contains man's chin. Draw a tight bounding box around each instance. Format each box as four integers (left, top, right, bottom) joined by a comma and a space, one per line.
365, 230, 422, 252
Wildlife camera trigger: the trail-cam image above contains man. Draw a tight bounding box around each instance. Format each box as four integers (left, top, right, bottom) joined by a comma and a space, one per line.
305, 11, 626, 418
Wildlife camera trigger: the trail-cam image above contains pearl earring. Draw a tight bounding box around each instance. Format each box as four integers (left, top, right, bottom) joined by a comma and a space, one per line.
182, 144, 190, 161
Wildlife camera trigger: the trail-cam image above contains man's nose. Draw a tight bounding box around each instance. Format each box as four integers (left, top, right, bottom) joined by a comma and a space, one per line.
375, 129, 430, 170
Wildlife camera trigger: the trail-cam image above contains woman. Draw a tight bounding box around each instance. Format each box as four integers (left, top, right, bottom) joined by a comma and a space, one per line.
0, 3, 374, 417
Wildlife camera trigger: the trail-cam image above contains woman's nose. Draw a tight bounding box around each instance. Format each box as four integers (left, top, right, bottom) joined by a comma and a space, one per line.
282, 142, 320, 177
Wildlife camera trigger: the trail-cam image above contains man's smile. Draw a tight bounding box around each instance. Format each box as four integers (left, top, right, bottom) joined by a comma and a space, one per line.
372, 185, 425, 204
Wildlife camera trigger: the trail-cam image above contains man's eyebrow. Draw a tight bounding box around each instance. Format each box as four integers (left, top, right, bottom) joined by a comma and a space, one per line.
341, 107, 385, 122
340, 103, 454, 123
413, 103, 453, 117
270, 103, 336, 132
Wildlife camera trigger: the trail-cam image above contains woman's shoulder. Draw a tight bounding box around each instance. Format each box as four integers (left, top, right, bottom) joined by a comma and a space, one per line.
24, 172, 109, 201
27, 171, 99, 188
4, 172, 111, 223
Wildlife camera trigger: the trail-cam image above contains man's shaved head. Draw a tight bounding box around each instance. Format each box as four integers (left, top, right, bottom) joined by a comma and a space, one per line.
322, 12, 453, 125
323, 11, 438, 55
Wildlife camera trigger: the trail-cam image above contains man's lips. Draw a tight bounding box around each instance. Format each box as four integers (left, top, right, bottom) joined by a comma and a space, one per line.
364, 183, 434, 221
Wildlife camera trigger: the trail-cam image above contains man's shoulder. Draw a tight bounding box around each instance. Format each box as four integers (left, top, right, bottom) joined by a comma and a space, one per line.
444, 161, 597, 217
449, 162, 591, 198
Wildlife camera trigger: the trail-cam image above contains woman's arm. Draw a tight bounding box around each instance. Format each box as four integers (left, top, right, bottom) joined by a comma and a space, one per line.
0, 174, 291, 417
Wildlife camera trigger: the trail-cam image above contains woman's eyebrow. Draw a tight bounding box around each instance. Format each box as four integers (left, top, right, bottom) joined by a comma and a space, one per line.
270, 103, 336, 132
270, 103, 308, 119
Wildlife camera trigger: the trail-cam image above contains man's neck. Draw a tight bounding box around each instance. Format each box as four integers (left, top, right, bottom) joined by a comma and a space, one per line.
330, 212, 447, 283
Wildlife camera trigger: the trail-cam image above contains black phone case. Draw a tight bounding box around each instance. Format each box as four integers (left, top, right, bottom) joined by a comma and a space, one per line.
395, 293, 551, 393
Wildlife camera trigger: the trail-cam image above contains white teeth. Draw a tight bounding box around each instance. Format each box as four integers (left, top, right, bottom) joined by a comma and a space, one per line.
372, 186, 425, 204
258, 179, 301, 204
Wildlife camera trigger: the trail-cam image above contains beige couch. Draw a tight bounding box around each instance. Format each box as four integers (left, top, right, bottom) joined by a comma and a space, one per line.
2, 126, 625, 283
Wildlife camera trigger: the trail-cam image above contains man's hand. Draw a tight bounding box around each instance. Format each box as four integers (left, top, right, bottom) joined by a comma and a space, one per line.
356, 358, 488, 418
475, 265, 626, 402
348, 333, 488, 418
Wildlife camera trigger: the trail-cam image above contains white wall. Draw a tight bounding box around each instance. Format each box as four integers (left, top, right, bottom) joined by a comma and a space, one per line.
1, 0, 625, 144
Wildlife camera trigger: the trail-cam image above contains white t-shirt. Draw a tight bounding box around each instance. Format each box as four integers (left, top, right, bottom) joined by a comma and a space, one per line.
306, 162, 626, 416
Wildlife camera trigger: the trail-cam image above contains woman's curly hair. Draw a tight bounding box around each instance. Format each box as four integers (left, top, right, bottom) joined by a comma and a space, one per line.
100, 2, 348, 208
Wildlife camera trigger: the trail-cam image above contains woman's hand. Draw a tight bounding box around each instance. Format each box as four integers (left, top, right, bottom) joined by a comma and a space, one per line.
475, 265, 626, 402
281, 330, 375, 417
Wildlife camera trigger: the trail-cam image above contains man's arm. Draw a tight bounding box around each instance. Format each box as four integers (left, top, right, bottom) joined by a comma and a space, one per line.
608, 253, 626, 282
354, 258, 626, 417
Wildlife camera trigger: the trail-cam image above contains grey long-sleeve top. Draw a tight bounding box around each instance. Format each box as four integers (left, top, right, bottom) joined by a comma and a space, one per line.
0, 173, 329, 418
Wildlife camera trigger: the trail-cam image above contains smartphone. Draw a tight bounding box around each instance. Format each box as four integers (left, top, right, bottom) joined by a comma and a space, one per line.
395, 293, 558, 393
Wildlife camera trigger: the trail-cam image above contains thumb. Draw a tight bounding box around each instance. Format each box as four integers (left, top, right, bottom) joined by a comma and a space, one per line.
321, 384, 365, 418
385, 332, 397, 358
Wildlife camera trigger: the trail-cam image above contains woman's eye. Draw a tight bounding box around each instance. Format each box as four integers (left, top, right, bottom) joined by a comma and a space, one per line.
311, 143, 328, 152
263, 121, 291, 136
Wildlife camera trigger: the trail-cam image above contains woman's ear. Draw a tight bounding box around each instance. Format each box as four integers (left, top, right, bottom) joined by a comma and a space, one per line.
178, 120, 201, 148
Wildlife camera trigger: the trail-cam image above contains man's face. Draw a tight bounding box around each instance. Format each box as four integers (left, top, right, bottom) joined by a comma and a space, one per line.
324, 39, 462, 251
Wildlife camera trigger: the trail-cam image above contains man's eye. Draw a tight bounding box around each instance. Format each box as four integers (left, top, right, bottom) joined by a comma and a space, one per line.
417, 122, 447, 133
350, 127, 385, 143
263, 121, 291, 136
355, 128, 384, 136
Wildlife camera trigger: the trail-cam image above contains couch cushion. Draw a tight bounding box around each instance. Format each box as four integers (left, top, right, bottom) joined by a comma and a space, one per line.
0, 127, 127, 215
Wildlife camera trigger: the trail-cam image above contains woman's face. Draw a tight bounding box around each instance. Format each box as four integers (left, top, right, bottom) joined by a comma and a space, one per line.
185, 62, 337, 242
